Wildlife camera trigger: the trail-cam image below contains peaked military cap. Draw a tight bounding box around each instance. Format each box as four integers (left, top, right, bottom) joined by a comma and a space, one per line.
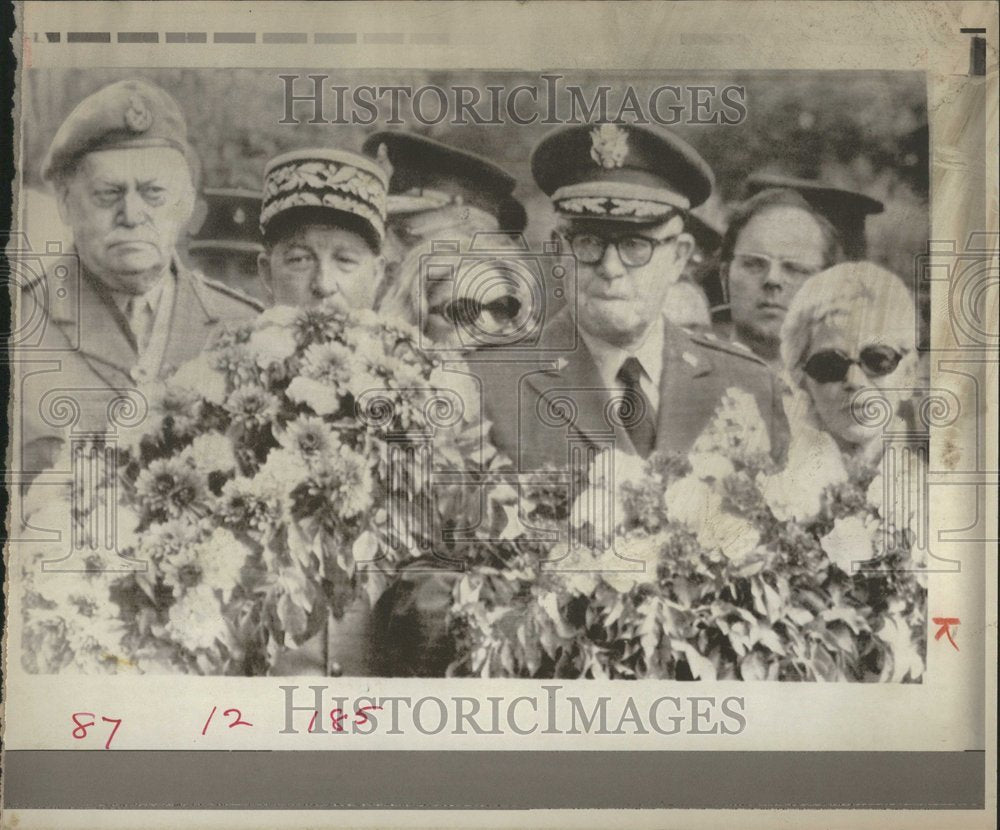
531, 123, 714, 223
188, 188, 264, 255
745, 172, 883, 258
260, 148, 389, 251
42, 79, 195, 182
362, 130, 527, 233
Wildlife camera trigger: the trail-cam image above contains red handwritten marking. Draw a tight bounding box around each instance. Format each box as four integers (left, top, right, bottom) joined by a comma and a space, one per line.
354, 705, 383, 726
71, 713, 96, 740
223, 708, 253, 729
329, 708, 349, 732
101, 716, 122, 750
307, 710, 318, 733
932, 617, 961, 651
71, 713, 120, 749
201, 706, 218, 736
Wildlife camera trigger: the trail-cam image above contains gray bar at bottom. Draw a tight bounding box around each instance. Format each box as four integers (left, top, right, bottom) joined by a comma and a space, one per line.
1, 751, 985, 810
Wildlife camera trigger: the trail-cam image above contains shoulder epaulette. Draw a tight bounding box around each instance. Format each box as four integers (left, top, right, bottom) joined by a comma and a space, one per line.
688, 330, 769, 367
198, 274, 265, 312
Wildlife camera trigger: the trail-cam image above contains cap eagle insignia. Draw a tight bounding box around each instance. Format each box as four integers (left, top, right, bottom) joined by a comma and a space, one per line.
590, 123, 629, 170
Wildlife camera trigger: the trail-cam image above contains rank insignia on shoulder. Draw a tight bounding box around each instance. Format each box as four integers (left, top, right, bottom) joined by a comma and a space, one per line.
688, 331, 768, 366
200, 275, 265, 311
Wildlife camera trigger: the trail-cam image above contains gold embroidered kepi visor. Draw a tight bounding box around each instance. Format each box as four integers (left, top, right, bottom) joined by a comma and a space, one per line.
259, 148, 390, 252
531, 122, 714, 223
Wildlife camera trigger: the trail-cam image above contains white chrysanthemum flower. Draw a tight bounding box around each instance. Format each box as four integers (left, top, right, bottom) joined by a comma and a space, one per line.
572, 448, 648, 531
164, 584, 230, 652
170, 352, 228, 405
144, 382, 205, 438
275, 415, 340, 464
820, 515, 874, 573
689, 452, 735, 482
326, 446, 376, 518
756, 410, 848, 523
196, 528, 248, 602
138, 517, 209, 562
181, 432, 237, 475
224, 386, 280, 429
286, 376, 344, 416
300, 341, 353, 383
692, 386, 771, 463
258, 447, 311, 492
247, 324, 298, 369
134, 457, 208, 518
664, 476, 760, 563
159, 544, 205, 598
216, 476, 283, 531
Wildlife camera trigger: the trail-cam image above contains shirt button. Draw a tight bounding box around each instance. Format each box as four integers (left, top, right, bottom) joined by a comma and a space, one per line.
329, 661, 343, 677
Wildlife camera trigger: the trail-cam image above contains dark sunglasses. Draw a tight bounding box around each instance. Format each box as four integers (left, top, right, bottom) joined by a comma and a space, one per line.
430, 295, 523, 324
802, 346, 905, 384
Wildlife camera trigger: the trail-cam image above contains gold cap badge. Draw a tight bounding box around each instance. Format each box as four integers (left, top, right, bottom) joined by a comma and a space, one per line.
589, 123, 629, 170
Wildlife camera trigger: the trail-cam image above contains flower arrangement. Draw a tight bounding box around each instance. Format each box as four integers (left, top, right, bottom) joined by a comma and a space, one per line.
19, 299, 491, 674
450, 389, 927, 681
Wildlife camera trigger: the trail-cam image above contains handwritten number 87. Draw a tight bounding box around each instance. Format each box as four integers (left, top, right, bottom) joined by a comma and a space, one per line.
71, 713, 122, 749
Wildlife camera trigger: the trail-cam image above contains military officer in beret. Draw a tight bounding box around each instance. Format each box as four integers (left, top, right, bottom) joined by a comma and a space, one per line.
18, 79, 262, 478
362, 130, 529, 346
257, 148, 389, 310
475, 123, 789, 470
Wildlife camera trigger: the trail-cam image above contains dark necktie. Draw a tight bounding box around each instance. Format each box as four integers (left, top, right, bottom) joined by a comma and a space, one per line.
616, 356, 656, 458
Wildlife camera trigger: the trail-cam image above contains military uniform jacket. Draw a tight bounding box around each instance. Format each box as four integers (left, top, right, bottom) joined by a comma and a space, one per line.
473, 307, 789, 471
15, 258, 261, 476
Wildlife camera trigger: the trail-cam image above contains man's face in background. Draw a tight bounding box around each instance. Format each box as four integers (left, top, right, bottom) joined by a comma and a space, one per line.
726, 205, 828, 357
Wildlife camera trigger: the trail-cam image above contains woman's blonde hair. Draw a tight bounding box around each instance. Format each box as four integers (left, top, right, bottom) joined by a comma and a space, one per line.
780, 261, 917, 389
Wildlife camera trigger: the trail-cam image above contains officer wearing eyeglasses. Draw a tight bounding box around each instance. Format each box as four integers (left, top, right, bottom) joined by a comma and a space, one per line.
474, 123, 789, 469
720, 188, 844, 368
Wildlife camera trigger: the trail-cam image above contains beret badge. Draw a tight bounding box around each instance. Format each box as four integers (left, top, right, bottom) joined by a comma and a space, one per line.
124, 95, 153, 133
590, 123, 629, 170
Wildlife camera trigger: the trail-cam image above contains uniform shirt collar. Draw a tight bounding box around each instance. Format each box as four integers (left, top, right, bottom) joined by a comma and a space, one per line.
579, 315, 665, 392
108, 273, 168, 317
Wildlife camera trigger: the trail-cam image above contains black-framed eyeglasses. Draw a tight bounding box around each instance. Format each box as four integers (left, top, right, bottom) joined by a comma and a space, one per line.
564, 233, 679, 268
802, 346, 905, 384
429, 295, 523, 324
730, 252, 824, 281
